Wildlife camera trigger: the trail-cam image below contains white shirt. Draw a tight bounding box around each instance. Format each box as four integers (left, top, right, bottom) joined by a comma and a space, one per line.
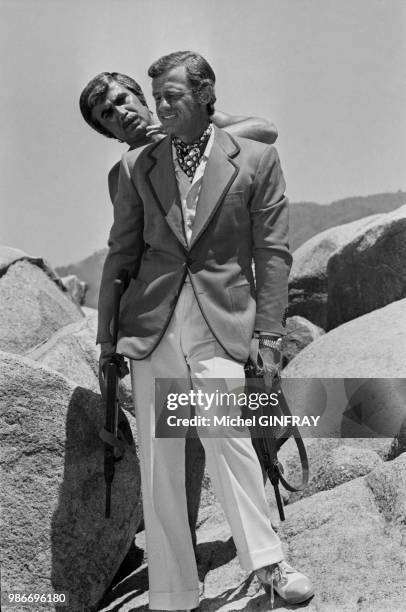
171, 126, 215, 246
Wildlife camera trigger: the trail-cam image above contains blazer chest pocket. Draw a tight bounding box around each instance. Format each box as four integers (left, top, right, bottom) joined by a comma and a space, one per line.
222, 191, 244, 207
215, 192, 249, 239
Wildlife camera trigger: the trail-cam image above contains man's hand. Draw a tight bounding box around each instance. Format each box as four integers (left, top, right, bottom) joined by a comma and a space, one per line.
99, 341, 115, 370
258, 347, 281, 388
249, 337, 282, 388
99, 342, 129, 396
145, 123, 166, 138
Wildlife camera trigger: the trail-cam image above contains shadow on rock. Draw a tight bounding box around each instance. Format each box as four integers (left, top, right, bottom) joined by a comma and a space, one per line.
98, 561, 149, 612
50, 386, 142, 611
196, 537, 237, 582
198, 570, 302, 611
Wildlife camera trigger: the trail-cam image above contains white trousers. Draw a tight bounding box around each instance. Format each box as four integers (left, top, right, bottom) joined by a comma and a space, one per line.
130, 284, 283, 611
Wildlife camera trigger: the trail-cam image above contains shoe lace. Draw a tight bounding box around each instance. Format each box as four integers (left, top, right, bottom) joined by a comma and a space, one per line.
268, 563, 288, 609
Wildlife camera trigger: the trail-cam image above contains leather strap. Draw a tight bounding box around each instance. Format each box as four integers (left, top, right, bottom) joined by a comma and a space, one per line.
272, 384, 309, 492
245, 361, 309, 493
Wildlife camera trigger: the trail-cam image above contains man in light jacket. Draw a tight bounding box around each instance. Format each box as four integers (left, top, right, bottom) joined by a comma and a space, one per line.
97, 51, 314, 611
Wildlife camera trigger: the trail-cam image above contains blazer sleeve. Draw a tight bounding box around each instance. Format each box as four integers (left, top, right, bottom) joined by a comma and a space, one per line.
250, 145, 292, 335
107, 161, 120, 205
97, 154, 145, 344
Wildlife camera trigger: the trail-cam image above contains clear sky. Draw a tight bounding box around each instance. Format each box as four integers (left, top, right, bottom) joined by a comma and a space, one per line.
1, 0, 405, 266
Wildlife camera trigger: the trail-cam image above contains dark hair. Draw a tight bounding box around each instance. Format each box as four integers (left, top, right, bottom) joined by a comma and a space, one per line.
79, 72, 149, 138
148, 51, 216, 116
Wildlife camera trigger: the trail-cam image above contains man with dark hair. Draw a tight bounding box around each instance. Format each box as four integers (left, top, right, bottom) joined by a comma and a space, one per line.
148, 50, 217, 115
80, 71, 150, 138
80, 70, 281, 554
97, 51, 313, 611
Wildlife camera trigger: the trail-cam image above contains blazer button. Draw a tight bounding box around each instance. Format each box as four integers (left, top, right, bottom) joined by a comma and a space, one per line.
186, 257, 194, 267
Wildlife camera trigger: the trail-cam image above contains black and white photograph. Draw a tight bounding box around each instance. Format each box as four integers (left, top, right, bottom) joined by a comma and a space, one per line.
1, 1, 405, 611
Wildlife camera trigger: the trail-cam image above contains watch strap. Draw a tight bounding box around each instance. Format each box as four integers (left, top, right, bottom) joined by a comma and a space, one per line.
258, 336, 283, 350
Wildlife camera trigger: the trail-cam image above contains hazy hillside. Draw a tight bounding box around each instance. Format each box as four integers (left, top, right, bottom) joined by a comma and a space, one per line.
56, 191, 405, 307
289, 191, 406, 251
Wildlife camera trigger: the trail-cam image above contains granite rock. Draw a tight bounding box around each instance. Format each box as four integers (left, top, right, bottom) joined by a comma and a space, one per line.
0, 249, 83, 355
327, 204, 406, 329
0, 351, 141, 612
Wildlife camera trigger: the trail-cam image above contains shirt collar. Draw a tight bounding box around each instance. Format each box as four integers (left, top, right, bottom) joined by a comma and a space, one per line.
172, 123, 214, 166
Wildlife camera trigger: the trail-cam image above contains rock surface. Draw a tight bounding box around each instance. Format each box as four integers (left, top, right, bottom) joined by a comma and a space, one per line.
27, 310, 100, 392
278, 438, 383, 503
282, 315, 325, 366
284, 297, 406, 378
27, 309, 136, 421
327, 204, 406, 329
0, 351, 142, 612
0, 253, 83, 355
61, 273, 87, 306
287, 215, 381, 328
275, 453, 406, 612
98, 454, 406, 611
281, 300, 406, 441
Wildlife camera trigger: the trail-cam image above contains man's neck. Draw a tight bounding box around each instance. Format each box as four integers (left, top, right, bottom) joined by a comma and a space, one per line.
174, 119, 211, 145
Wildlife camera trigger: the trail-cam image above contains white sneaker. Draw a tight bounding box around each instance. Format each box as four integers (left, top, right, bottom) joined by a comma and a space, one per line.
256, 561, 314, 607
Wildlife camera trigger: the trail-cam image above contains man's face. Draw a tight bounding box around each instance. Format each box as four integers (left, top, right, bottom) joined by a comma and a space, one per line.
152, 65, 209, 143
90, 82, 152, 146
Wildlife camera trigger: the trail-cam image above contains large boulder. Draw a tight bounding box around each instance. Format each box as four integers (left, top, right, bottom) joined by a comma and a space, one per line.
283, 298, 406, 379
288, 214, 381, 328
0, 351, 141, 612
0, 246, 83, 355
327, 204, 406, 329
281, 299, 406, 442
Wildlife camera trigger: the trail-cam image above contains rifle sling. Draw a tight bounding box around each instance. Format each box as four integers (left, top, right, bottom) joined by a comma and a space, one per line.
249, 374, 310, 493
271, 382, 310, 492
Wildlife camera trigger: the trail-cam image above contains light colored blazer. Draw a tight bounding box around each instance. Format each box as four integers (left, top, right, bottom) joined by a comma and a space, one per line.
97, 126, 292, 363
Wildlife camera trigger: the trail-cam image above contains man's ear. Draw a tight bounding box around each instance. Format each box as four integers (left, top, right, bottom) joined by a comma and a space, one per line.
197, 81, 214, 106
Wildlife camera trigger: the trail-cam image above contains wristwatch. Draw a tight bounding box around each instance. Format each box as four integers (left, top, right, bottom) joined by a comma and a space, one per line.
258, 336, 283, 351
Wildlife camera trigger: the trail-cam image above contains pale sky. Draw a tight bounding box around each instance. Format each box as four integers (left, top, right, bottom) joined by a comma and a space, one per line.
1, 0, 405, 266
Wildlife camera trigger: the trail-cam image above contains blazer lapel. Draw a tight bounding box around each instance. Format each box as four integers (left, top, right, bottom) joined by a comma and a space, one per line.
146, 137, 188, 249
190, 127, 240, 249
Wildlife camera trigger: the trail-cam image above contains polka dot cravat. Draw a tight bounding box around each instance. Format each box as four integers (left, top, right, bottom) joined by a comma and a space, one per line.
173, 124, 212, 179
